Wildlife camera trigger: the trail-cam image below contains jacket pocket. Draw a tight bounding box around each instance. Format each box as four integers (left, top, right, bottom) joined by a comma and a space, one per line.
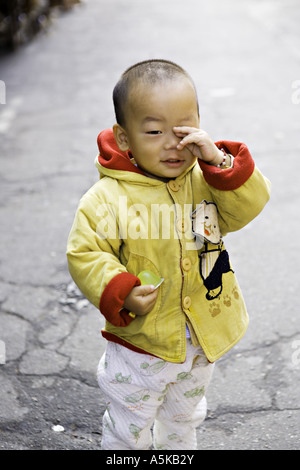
125, 251, 162, 325
125, 251, 161, 279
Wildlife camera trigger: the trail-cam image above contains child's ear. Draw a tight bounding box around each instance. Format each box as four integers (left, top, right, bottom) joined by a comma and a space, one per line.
113, 124, 130, 151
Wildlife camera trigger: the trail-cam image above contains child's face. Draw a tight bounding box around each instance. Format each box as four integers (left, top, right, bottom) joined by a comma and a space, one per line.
115, 78, 200, 179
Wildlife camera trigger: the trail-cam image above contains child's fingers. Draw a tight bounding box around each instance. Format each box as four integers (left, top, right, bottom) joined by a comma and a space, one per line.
173, 126, 199, 135
136, 284, 156, 296
177, 133, 202, 150
133, 285, 159, 316
144, 289, 159, 310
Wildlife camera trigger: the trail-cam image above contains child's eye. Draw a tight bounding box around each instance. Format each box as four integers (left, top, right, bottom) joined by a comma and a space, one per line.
146, 130, 162, 135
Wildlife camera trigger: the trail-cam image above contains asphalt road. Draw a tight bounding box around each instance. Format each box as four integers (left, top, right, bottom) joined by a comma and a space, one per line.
0, 0, 299, 450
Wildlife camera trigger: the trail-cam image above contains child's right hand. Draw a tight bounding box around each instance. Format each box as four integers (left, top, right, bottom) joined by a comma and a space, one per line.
174, 126, 224, 166
123, 285, 159, 316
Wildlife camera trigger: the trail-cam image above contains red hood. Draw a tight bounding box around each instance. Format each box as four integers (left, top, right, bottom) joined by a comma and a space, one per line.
97, 128, 144, 175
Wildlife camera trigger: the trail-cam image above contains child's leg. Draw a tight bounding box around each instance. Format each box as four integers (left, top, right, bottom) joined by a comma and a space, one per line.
97, 340, 214, 450
153, 341, 215, 450
97, 342, 169, 450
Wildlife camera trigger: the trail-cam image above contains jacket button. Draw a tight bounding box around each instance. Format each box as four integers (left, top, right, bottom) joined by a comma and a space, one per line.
183, 296, 192, 309
168, 180, 180, 192
182, 257, 192, 271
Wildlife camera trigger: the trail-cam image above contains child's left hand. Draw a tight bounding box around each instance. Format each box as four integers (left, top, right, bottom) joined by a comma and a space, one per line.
173, 126, 223, 166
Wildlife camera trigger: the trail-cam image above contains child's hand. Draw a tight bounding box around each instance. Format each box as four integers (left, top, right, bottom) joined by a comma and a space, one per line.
123, 285, 159, 316
173, 126, 223, 166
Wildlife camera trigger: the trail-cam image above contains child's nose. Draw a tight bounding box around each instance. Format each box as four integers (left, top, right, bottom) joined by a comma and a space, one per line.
164, 131, 181, 149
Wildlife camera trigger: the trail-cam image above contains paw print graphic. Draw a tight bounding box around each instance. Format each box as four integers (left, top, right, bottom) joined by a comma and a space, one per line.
223, 295, 231, 307
209, 302, 221, 317
232, 286, 240, 300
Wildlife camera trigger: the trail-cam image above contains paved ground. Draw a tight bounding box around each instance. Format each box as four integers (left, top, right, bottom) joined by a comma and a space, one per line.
0, 0, 299, 451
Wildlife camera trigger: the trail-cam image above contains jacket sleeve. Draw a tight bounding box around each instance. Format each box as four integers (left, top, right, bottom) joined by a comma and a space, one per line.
198, 141, 271, 235
66, 190, 140, 327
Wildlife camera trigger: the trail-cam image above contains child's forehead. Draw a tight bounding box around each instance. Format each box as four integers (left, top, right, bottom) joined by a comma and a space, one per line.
127, 77, 197, 111
133, 75, 193, 95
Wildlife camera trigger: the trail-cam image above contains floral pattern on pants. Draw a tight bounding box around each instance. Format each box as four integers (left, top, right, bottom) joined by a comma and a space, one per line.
97, 339, 215, 450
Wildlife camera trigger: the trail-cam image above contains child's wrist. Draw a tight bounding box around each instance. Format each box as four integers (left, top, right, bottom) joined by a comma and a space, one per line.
210, 149, 234, 169
209, 149, 225, 167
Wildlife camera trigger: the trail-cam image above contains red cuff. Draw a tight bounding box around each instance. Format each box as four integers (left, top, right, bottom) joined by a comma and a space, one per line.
198, 141, 255, 191
99, 272, 141, 327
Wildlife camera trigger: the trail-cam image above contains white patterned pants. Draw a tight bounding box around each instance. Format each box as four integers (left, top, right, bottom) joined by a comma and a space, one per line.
97, 339, 215, 450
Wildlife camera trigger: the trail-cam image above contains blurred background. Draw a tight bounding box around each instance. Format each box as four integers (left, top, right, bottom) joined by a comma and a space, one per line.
0, 0, 299, 450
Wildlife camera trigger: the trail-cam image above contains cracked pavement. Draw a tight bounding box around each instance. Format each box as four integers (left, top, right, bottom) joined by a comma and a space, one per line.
0, 0, 299, 450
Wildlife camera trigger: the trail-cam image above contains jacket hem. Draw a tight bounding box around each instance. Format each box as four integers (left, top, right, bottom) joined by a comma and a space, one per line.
101, 330, 158, 357
199, 316, 249, 363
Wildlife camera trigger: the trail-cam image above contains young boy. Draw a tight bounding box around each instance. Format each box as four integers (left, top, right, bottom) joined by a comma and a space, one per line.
67, 59, 270, 450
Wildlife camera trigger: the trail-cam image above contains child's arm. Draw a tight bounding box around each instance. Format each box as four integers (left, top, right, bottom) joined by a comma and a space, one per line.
174, 126, 271, 234
67, 188, 159, 328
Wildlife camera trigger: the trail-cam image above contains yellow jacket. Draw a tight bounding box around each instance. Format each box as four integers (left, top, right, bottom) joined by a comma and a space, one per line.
67, 129, 270, 363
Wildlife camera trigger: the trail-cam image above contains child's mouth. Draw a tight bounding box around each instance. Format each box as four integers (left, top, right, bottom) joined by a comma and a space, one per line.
162, 159, 184, 168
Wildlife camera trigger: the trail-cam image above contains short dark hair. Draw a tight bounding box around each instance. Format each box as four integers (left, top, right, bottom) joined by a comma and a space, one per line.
113, 59, 198, 127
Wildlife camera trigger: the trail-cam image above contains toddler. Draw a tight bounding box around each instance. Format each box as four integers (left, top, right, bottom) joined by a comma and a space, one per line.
67, 59, 270, 450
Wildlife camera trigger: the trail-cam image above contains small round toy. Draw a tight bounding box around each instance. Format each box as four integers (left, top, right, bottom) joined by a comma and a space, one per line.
137, 270, 164, 289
